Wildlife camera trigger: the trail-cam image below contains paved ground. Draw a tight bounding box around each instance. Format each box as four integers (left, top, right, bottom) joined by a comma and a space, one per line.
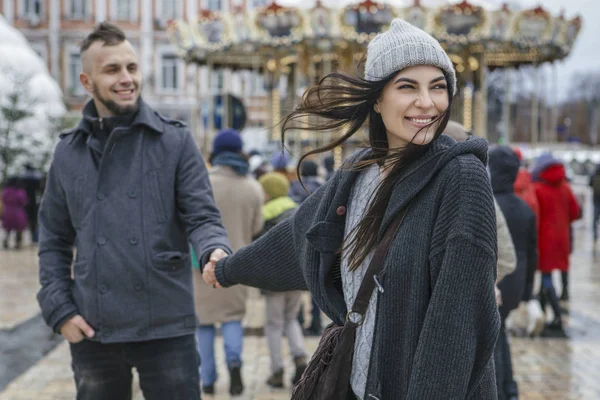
1, 227, 599, 399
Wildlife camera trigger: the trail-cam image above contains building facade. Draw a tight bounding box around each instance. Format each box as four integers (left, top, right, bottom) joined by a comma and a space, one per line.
1, 0, 271, 143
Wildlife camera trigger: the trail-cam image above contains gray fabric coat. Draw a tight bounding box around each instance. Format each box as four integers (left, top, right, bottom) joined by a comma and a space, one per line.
215, 135, 500, 399
37, 100, 231, 343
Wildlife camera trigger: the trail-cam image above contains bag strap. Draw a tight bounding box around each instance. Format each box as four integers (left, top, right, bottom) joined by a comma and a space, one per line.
347, 202, 411, 325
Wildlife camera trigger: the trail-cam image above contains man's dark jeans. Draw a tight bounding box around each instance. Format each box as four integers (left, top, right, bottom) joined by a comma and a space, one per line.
69, 334, 200, 400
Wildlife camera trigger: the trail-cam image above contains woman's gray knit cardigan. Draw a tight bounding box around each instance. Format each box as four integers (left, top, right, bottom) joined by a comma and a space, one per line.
215, 135, 501, 399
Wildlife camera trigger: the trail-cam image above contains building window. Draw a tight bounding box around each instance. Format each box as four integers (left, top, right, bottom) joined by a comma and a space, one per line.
252, 0, 266, 9
213, 70, 224, 91
69, 0, 87, 19
68, 53, 85, 96
31, 43, 47, 63
116, 0, 135, 21
22, 0, 42, 17
161, 54, 179, 91
206, 0, 221, 12
161, 0, 180, 20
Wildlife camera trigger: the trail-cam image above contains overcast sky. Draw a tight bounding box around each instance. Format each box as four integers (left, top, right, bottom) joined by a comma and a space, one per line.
281, 0, 598, 102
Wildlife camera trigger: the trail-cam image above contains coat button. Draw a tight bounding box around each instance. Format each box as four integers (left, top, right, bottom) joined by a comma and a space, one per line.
97, 193, 105, 201
99, 284, 109, 294
103, 329, 112, 338
128, 190, 137, 198
97, 237, 107, 246
336, 206, 346, 216
134, 282, 143, 291
129, 237, 138, 245
137, 328, 148, 337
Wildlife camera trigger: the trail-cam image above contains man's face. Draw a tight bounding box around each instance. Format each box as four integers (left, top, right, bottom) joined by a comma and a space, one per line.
80, 40, 142, 117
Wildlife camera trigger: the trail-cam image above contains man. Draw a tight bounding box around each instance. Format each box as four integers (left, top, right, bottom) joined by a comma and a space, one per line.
194, 129, 264, 396
37, 22, 231, 400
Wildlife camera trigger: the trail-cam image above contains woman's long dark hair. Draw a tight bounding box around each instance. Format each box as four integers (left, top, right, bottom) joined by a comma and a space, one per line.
281, 63, 452, 271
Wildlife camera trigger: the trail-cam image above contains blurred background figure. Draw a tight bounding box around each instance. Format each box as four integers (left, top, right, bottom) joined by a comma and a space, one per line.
288, 159, 325, 335
20, 164, 44, 244
513, 149, 540, 222
248, 150, 270, 179
589, 164, 600, 243
531, 154, 580, 337
193, 129, 264, 396
289, 160, 323, 204
323, 155, 335, 182
1, 176, 28, 250
443, 120, 470, 141
271, 150, 297, 183
489, 146, 539, 400
255, 172, 308, 389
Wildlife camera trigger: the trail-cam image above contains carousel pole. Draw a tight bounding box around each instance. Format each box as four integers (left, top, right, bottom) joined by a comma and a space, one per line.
223, 67, 231, 129
460, 52, 473, 133
503, 68, 512, 144
530, 65, 539, 147
551, 62, 559, 142
193, 63, 201, 146
205, 61, 215, 158
540, 66, 548, 143
268, 59, 281, 143
322, 56, 333, 150
473, 54, 487, 139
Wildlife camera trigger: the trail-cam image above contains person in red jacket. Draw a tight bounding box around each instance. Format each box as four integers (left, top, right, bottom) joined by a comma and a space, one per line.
513, 148, 540, 223
531, 154, 580, 337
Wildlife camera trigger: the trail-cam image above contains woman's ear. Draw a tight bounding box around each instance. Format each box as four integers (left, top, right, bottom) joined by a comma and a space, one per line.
374, 102, 380, 114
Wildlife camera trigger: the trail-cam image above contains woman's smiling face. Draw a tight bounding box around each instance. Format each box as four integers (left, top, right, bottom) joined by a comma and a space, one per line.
375, 65, 450, 149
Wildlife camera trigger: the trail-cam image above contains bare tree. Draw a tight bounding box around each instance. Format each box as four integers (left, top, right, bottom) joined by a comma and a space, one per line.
570, 71, 600, 145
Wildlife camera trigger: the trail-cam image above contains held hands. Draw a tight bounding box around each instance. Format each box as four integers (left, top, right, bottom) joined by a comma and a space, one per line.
202, 248, 228, 288
60, 315, 95, 343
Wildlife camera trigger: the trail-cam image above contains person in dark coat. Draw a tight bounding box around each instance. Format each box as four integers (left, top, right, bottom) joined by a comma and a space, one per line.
489, 146, 538, 400
589, 164, 600, 242
1, 177, 28, 249
255, 172, 308, 388
20, 164, 44, 243
289, 160, 324, 204
323, 155, 335, 181
36, 23, 230, 400
288, 159, 325, 334
531, 154, 580, 337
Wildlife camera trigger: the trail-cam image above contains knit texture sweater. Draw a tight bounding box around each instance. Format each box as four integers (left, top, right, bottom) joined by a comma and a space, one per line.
215, 135, 500, 399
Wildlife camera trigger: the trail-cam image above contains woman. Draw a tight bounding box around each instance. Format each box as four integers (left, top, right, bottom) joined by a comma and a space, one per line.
531, 154, 579, 337
2, 176, 28, 249
255, 172, 308, 388
193, 129, 264, 396
204, 19, 500, 399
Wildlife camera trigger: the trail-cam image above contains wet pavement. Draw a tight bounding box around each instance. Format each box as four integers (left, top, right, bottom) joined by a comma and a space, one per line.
1, 228, 599, 399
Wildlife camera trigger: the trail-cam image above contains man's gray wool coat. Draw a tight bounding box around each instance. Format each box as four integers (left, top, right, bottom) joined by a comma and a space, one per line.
37, 100, 231, 343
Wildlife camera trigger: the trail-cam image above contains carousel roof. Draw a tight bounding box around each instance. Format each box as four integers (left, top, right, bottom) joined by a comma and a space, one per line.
166, 0, 582, 69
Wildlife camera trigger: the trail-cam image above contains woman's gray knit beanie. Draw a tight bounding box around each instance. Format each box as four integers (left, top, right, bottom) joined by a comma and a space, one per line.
365, 19, 457, 96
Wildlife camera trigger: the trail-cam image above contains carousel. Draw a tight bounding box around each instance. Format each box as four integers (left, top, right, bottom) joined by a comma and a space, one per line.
167, 0, 582, 163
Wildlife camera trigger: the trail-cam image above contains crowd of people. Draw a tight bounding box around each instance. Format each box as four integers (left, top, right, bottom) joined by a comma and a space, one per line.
0, 164, 44, 249
19, 19, 590, 400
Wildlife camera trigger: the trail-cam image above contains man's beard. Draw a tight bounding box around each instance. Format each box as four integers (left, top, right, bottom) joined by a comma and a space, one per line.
93, 83, 141, 115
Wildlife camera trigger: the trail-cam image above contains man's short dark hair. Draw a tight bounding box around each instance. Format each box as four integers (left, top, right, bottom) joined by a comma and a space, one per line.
80, 22, 126, 53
